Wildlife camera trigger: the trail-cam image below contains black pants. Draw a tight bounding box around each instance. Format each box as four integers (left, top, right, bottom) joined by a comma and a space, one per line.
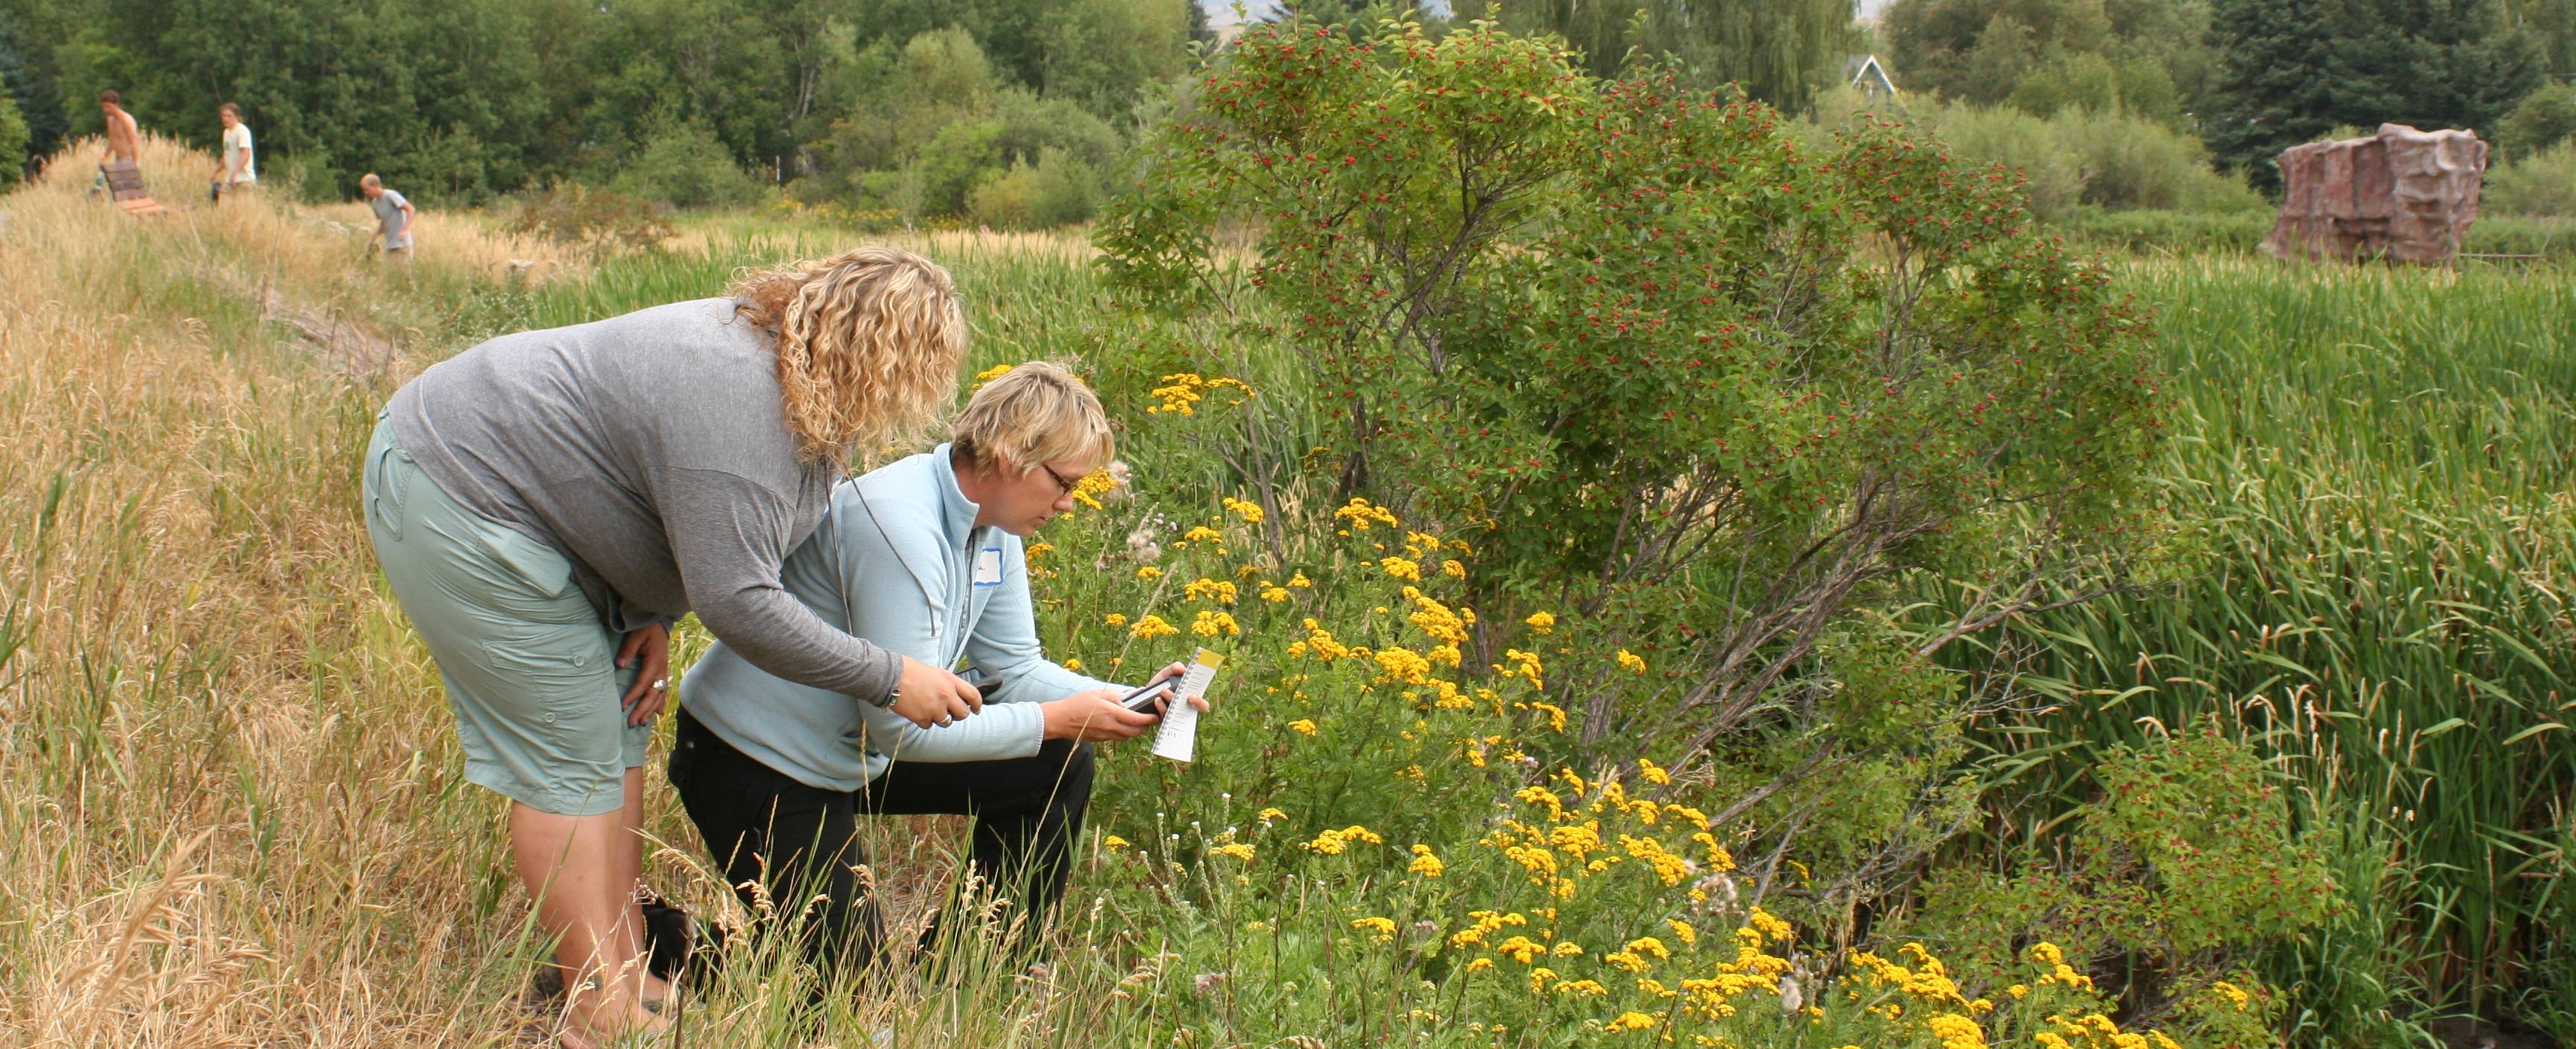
666, 708, 1094, 976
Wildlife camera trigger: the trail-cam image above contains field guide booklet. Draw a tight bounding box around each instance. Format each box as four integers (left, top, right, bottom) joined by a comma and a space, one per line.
1152, 648, 1225, 763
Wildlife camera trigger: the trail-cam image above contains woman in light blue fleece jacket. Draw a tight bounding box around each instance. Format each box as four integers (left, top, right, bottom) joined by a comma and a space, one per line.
671, 362, 1197, 976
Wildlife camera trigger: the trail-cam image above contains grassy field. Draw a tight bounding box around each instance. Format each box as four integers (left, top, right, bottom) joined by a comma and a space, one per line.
1963, 259, 2576, 1042
4, 138, 2574, 1047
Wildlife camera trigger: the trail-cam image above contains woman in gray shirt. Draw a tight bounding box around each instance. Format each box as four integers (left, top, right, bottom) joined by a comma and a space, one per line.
361, 246, 985, 1048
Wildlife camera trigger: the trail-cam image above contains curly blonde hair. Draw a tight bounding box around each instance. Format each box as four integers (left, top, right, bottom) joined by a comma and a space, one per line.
732, 247, 968, 462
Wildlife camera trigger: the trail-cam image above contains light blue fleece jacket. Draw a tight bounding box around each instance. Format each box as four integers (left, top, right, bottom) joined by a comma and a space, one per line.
679, 444, 1117, 791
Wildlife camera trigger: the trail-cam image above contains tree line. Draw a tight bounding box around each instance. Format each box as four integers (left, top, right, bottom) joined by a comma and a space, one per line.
0, 0, 1207, 212
4, 0, 2574, 204
1882, 0, 2572, 189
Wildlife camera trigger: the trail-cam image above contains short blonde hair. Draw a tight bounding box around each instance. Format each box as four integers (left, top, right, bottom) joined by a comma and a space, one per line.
951, 362, 1111, 476
360, 172, 382, 189
732, 246, 969, 462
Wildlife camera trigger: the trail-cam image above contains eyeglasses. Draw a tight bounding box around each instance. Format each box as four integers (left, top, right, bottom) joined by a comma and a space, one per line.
1038, 463, 1080, 498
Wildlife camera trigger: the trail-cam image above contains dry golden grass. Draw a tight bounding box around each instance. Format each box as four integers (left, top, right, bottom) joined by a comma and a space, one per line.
0, 132, 554, 1048
0, 136, 1120, 1048
648, 211, 1103, 265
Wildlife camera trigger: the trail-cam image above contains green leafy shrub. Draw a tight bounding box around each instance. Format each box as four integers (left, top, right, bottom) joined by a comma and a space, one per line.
966, 158, 1036, 229
1026, 146, 1105, 226
2498, 81, 2576, 161
796, 27, 1134, 221
0, 89, 27, 187
2008, 51, 2184, 126
1912, 730, 2335, 1036
2466, 214, 2576, 254
2052, 207, 2271, 253
2484, 142, 2576, 218
1926, 102, 2089, 215
1926, 101, 2262, 217
1099, 15, 2171, 961
610, 116, 767, 209
1021, 453, 2205, 1047
963, 147, 1105, 230
1807, 90, 2261, 219
504, 181, 673, 256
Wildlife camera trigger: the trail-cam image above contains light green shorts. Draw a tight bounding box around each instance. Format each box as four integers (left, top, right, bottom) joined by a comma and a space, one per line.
362, 415, 649, 816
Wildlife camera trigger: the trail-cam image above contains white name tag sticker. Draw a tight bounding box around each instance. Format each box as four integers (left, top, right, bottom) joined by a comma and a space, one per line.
973, 547, 1006, 586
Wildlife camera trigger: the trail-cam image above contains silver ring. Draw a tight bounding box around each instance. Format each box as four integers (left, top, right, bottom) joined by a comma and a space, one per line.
651, 678, 669, 691
937, 716, 954, 727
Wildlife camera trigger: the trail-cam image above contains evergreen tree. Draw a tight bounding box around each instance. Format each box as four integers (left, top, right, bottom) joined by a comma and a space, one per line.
2207, 0, 2542, 189
1187, 0, 1214, 48
0, 22, 66, 166
0, 86, 28, 184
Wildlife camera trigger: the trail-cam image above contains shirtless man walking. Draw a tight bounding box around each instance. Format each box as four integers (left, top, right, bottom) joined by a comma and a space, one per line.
210, 102, 255, 203
91, 90, 142, 194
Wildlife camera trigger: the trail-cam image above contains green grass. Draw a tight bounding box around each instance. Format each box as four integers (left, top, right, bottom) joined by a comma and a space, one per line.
1952, 258, 2576, 1040
296, 230, 2576, 1045
13, 158, 2576, 1045
2052, 209, 2576, 259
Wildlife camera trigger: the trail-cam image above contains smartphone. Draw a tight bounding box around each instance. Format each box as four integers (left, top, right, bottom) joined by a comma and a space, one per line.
1119, 678, 1176, 713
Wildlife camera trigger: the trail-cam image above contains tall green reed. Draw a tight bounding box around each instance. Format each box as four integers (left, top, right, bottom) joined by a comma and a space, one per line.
1955, 258, 2576, 1038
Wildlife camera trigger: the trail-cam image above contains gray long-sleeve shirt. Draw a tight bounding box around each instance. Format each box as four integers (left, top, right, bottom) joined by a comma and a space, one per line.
386, 297, 903, 703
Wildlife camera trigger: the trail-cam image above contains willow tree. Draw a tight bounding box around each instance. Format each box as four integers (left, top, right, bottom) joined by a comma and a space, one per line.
1456, 0, 1857, 110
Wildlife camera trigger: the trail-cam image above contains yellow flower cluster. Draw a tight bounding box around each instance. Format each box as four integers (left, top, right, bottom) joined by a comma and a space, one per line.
2209, 980, 2250, 1012
1184, 577, 1238, 604
1304, 825, 1384, 855
1828, 939, 2189, 1049
1069, 467, 1117, 510
1375, 646, 1434, 685
1408, 844, 1446, 878
2034, 1012, 2182, 1049
1849, 944, 1972, 1009
1333, 497, 1400, 531
1129, 614, 1178, 639
1296, 619, 1353, 662
1403, 587, 1469, 645
1221, 496, 1265, 523
1192, 609, 1242, 637
1380, 555, 1423, 581
2029, 941, 2096, 992
1928, 1012, 1989, 1049
1617, 648, 1648, 674
1145, 372, 1255, 416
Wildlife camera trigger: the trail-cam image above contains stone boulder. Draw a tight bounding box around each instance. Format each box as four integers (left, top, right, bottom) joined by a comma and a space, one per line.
2264, 124, 2487, 265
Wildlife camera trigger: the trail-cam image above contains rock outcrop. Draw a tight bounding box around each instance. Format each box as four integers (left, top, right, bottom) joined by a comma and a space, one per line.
2265, 124, 2487, 265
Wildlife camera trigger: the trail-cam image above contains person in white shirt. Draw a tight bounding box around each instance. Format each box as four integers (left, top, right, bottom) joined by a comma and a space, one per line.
361, 173, 414, 263
210, 102, 254, 202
